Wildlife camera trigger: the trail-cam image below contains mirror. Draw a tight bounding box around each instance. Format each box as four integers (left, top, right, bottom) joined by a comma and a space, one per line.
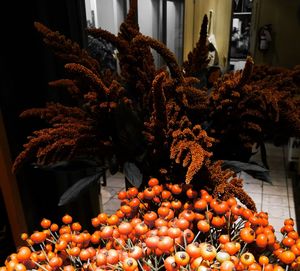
229, 0, 253, 70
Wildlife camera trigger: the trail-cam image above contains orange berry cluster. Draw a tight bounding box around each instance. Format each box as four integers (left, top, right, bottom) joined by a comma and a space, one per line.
1, 178, 300, 271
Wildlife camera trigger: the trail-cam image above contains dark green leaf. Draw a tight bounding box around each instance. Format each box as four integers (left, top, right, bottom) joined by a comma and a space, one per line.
109, 154, 119, 175
34, 159, 99, 172
260, 142, 269, 169
58, 170, 105, 206
113, 102, 146, 161
222, 160, 271, 183
123, 162, 143, 187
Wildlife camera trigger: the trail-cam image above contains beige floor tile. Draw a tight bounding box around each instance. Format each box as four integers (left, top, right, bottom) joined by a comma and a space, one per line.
289, 207, 297, 220
249, 144, 297, 228
263, 206, 290, 220
288, 187, 294, 197
104, 210, 116, 215
268, 217, 285, 232
262, 194, 289, 207
105, 172, 126, 188
274, 231, 284, 241
112, 193, 121, 199
240, 172, 263, 185
100, 172, 125, 213
103, 198, 121, 214
106, 171, 125, 178
262, 185, 288, 196
266, 177, 287, 186
243, 183, 263, 193
246, 193, 262, 211
288, 196, 295, 208
287, 179, 294, 196
101, 196, 111, 205
101, 187, 122, 199
248, 191, 262, 200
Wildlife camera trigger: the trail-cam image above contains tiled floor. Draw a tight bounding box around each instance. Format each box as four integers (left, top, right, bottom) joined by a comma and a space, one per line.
99, 143, 297, 238
99, 172, 125, 214
241, 143, 297, 239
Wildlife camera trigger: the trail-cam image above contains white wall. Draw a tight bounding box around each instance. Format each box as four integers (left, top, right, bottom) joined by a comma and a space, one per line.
83, 0, 125, 34
138, 0, 162, 66
97, 0, 116, 33
115, 0, 126, 32
166, 1, 176, 54
138, 0, 155, 37
166, 1, 183, 63
85, 0, 92, 23
85, 0, 98, 27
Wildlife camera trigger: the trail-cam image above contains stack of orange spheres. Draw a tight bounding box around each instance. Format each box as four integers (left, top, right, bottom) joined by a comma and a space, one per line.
1, 178, 300, 271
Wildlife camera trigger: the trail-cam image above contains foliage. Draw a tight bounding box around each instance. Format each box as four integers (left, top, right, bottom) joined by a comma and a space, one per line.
182, 14, 210, 78
5, 2, 300, 269
249, 64, 300, 144
207, 58, 300, 162
12, 1, 211, 188
12, 0, 300, 190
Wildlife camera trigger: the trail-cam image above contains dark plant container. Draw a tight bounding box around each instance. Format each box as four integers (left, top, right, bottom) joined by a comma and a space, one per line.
18, 165, 100, 233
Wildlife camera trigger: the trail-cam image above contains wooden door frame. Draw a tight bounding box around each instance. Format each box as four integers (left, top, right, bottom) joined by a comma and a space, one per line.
0, 110, 27, 247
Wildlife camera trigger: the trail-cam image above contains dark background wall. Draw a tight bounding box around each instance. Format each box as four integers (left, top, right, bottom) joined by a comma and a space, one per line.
0, 1, 100, 262
0, 0, 87, 158
251, 0, 300, 68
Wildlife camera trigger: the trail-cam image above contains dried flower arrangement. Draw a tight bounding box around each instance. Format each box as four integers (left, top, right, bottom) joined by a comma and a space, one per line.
2, 1, 300, 270
11, 0, 300, 196
206, 58, 300, 165
11, 0, 223, 198
170, 15, 300, 167
182, 14, 210, 78
249, 64, 300, 144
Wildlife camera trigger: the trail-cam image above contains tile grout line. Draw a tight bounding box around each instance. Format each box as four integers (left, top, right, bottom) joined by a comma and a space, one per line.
100, 176, 126, 214
100, 186, 113, 209
282, 144, 292, 218
261, 152, 265, 212
260, 179, 263, 212
262, 144, 289, 218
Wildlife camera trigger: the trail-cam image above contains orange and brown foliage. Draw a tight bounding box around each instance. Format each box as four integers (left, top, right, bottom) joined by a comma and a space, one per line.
12, 2, 300, 210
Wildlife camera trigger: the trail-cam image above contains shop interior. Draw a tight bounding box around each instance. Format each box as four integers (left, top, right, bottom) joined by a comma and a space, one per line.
1, 0, 300, 266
